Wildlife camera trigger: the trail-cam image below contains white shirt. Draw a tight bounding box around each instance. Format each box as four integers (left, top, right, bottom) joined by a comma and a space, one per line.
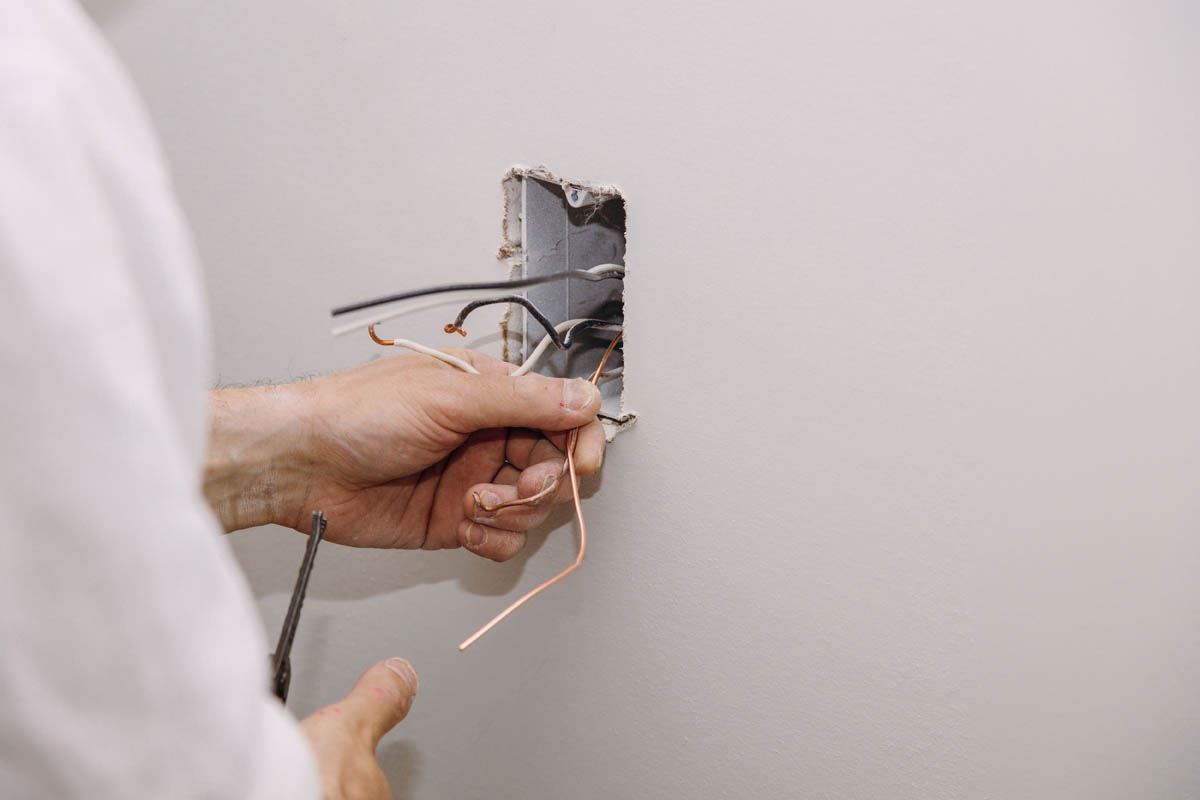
0, 1, 318, 797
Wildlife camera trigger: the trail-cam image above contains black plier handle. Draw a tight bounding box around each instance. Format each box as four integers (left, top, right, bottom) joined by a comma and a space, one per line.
270, 510, 326, 703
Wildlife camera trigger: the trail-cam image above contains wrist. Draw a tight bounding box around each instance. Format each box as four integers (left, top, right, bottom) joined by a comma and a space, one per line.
204, 383, 317, 532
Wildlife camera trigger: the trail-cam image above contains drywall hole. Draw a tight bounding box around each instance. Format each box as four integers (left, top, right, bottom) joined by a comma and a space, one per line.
499, 166, 634, 436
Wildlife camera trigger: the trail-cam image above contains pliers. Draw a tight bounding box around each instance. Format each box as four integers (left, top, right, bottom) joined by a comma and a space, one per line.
270, 510, 326, 703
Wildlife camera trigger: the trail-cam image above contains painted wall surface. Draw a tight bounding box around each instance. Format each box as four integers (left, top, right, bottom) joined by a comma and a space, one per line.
94, 2, 1200, 797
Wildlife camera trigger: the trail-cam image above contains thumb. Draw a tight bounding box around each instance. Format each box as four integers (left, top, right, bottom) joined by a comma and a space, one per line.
339, 658, 419, 748
444, 373, 602, 433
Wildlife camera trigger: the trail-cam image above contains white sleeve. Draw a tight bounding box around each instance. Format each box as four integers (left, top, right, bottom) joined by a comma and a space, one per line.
0, 57, 319, 800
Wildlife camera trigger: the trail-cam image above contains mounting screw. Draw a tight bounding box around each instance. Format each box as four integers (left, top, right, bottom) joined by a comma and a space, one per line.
564, 187, 597, 208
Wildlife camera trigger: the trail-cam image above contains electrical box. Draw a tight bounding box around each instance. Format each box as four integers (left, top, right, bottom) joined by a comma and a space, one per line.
500, 167, 632, 433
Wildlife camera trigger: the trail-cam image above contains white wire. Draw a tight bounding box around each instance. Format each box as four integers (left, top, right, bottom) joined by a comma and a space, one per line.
331, 294, 501, 338
511, 319, 622, 376
509, 264, 623, 375
511, 320, 577, 376
380, 317, 620, 378
587, 263, 625, 274
385, 339, 480, 374
338, 264, 625, 378
331, 264, 626, 338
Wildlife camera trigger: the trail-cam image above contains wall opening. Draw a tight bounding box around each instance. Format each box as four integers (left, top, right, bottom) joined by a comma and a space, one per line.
499, 166, 633, 434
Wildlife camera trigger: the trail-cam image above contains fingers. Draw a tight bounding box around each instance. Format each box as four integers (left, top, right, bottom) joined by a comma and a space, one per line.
466, 469, 560, 528
436, 372, 602, 434
424, 428, 506, 548
459, 515, 528, 562
456, 464, 530, 560
504, 421, 606, 475
570, 420, 606, 476
338, 659, 419, 749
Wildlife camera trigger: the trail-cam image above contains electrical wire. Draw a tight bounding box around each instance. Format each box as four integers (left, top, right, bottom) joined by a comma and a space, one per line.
512, 319, 621, 377
447, 295, 551, 344
444, 295, 554, 341
367, 324, 481, 374
446, 296, 623, 353
354, 268, 623, 575
364, 314, 617, 381
353, 288, 624, 649
330, 263, 626, 337
332, 294, 500, 338
458, 332, 623, 652
364, 313, 622, 516
332, 265, 625, 317
471, 332, 623, 516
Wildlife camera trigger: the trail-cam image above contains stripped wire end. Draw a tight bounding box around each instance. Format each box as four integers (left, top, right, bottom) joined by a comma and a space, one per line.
367, 324, 392, 346
444, 324, 467, 337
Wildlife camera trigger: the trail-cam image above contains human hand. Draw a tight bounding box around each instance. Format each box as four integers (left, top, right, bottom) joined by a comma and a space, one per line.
205, 350, 606, 561
300, 658, 418, 800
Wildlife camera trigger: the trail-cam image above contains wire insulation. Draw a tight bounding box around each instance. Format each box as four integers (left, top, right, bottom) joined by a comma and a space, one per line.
447, 295, 557, 344
367, 324, 481, 374
512, 319, 621, 377
330, 263, 626, 336
332, 266, 625, 317
332, 294, 502, 338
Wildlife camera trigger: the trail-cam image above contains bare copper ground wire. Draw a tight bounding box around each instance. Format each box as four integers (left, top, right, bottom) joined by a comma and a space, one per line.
473, 463, 563, 513
458, 332, 623, 651
472, 336, 621, 514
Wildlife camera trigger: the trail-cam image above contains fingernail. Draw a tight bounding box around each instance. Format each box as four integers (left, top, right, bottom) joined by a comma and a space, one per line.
540, 474, 557, 491
385, 658, 419, 693
480, 491, 501, 508
562, 379, 599, 411
466, 522, 487, 547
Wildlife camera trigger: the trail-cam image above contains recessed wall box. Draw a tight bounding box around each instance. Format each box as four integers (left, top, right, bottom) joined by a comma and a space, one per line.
499, 167, 633, 434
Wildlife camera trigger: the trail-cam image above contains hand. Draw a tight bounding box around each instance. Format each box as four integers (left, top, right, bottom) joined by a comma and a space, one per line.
300, 658, 418, 800
205, 350, 606, 561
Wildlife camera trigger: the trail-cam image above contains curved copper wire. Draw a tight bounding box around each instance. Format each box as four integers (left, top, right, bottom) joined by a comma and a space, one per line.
459, 332, 623, 651
472, 337, 621, 514
473, 454, 567, 513
367, 323, 392, 346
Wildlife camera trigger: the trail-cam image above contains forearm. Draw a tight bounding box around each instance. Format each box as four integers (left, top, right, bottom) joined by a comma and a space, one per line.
205, 384, 315, 533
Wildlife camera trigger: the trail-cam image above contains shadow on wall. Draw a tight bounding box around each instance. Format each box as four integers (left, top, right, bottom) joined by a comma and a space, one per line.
230, 473, 603, 603
377, 740, 420, 799
79, 0, 143, 26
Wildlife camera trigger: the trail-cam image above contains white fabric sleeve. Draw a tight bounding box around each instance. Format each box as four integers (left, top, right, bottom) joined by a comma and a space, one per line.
0, 49, 319, 800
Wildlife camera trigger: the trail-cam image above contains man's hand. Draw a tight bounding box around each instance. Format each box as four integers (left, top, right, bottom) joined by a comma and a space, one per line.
204, 350, 606, 561
301, 658, 418, 800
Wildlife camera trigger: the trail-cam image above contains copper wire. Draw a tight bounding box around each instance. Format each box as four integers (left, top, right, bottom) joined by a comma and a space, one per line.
459, 332, 623, 651
473, 334, 623, 514
367, 323, 392, 346
473, 459, 565, 513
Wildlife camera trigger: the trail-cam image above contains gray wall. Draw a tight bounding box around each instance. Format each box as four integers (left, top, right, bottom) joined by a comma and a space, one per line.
96, 1, 1200, 797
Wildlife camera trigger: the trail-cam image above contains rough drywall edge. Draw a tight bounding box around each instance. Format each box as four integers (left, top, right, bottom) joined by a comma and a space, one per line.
498, 169, 526, 364
497, 165, 637, 441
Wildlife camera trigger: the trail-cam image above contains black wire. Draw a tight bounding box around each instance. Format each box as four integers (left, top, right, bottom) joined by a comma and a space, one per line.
560, 319, 623, 347
449, 296, 622, 350
451, 296, 563, 348
331, 268, 624, 317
